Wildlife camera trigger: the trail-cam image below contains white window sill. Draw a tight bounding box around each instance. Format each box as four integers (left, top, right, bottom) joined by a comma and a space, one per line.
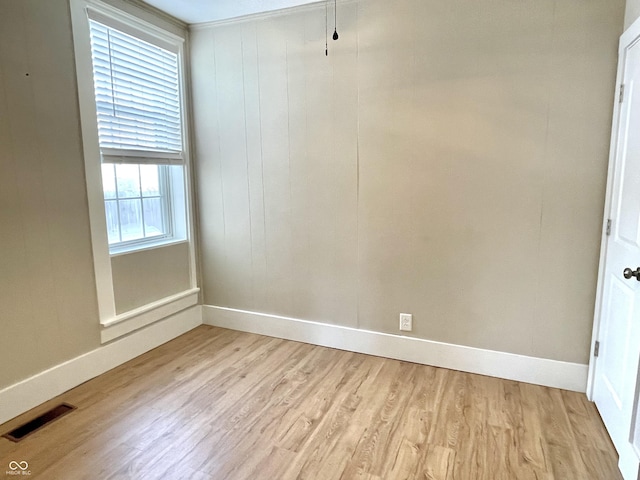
100, 287, 199, 343
109, 237, 188, 257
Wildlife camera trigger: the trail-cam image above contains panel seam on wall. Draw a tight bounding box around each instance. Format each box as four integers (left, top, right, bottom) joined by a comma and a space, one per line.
355, 0, 361, 330
240, 33, 255, 307
285, 38, 295, 313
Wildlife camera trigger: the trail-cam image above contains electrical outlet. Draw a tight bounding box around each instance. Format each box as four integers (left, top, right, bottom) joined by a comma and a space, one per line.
399, 313, 412, 332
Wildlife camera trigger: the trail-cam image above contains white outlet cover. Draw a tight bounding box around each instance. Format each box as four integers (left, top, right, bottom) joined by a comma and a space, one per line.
399, 313, 412, 332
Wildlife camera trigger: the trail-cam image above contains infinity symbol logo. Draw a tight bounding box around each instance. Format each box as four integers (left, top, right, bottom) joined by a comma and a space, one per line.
8, 461, 28, 471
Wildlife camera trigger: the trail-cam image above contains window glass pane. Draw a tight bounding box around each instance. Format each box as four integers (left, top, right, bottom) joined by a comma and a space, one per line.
101, 164, 116, 199
105, 200, 120, 244
116, 164, 140, 198
143, 197, 164, 237
140, 164, 160, 197
119, 199, 143, 241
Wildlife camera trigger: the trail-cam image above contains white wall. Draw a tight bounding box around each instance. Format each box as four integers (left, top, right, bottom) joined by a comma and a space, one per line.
192, 0, 624, 364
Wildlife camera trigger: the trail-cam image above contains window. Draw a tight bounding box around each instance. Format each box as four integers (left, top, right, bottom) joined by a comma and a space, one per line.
87, 16, 186, 253
101, 163, 169, 244
71, 0, 197, 339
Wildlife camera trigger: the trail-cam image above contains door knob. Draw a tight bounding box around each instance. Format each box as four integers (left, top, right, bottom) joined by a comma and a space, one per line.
623, 267, 640, 281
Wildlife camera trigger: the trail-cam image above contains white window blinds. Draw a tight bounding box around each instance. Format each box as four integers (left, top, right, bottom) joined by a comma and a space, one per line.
88, 19, 183, 164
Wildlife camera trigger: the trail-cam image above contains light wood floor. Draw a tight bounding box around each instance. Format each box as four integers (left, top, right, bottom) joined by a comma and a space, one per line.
0, 325, 621, 479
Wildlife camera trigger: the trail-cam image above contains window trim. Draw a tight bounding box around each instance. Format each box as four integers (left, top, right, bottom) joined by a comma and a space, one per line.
70, 0, 198, 339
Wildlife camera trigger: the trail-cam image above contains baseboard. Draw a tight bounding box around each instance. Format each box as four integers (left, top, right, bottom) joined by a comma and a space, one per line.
0, 305, 202, 426
203, 305, 588, 392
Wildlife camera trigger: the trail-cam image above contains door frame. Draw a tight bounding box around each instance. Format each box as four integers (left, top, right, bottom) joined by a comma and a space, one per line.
588, 14, 640, 480
587, 16, 640, 400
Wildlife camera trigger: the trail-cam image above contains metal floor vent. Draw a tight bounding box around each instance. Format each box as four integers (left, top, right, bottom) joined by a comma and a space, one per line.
2, 403, 76, 442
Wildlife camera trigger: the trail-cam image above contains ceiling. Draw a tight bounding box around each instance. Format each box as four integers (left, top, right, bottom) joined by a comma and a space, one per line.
141, 0, 321, 25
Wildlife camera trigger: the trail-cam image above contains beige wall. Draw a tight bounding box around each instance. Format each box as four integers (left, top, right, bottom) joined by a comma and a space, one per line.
192, 0, 624, 364
112, 242, 191, 313
0, 0, 623, 395
0, 0, 191, 391
0, 0, 101, 388
626, 0, 640, 29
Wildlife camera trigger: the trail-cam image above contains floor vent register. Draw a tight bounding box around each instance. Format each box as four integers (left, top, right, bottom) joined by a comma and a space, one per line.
2, 403, 77, 442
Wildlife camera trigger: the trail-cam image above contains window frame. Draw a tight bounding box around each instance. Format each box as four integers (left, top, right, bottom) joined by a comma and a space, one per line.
86, 10, 186, 255
70, 0, 198, 339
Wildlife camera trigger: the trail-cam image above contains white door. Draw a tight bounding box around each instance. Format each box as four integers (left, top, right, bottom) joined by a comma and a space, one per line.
592, 31, 640, 480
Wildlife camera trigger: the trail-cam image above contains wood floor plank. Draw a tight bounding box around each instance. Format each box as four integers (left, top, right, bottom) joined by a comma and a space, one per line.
172, 340, 311, 473
218, 443, 296, 480
388, 436, 421, 479
288, 388, 364, 478
344, 362, 420, 478
38, 441, 142, 480
450, 373, 492, 480
204, 349, 364, 479
277, 353, 383, 455
578, 446, 623, 480
530, 384, 593, 479
560, 389, 617, 453
425, 369, 468, 450
0, 326, 622, 480
517, 382, 551, 472
418, 443, 456, 480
